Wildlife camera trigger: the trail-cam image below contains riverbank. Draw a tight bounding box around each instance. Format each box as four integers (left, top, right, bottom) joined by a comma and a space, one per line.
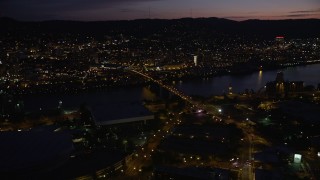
3, 60, 320, 97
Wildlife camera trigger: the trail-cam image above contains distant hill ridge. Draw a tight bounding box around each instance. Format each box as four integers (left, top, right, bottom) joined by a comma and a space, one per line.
1, 17, 319, 39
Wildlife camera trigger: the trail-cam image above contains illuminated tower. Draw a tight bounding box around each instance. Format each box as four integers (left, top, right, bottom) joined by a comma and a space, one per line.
275, 36, 285, 48
194, 55, 198, 66
58, 100, 63, 108
275, 72, 285, 94
228, 84, 233, 95
275, 36, 284, 42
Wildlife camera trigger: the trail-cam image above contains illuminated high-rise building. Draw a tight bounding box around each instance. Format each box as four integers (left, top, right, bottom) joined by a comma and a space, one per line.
275, 36, 284, 42
194, 56, 198, 66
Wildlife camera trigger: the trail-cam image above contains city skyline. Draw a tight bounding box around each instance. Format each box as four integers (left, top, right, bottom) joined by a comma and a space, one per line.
1, 1, 320, 179
1, 0, 320, 21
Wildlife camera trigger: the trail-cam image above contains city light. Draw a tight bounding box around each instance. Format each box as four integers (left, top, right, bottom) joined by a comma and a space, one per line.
0, 5, 319, 180
294, 154, 302, 163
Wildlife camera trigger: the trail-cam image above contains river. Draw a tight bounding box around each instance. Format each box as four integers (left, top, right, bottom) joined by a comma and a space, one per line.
176, 64, 320, 97
22, 64, 320, 121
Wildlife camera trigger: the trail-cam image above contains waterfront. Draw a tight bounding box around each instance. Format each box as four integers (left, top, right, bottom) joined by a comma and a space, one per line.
1, 7, 319, 179
22, 64, 320, 119
176, 63, 320, 97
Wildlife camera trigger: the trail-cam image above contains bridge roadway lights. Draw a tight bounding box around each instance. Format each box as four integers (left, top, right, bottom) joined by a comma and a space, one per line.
131, 70, 195, 105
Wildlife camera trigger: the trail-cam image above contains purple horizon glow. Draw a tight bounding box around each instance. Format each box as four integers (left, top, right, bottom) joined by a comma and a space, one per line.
1, 0, 320, 21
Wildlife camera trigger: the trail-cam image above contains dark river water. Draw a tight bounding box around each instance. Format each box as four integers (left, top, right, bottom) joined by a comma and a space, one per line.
22, 64, 320, 121
176, 64, 320, 97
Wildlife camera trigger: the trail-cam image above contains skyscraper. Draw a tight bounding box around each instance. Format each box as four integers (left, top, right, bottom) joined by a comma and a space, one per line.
194, 56, 198, 66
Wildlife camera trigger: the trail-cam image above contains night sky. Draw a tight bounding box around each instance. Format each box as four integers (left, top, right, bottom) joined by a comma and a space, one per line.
1, 0, 319, 21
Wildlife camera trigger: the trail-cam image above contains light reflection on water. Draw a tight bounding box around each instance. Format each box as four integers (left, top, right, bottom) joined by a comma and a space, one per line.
257, 70, 263, 87
176, 64, 320, 97
23, 64, 320, 113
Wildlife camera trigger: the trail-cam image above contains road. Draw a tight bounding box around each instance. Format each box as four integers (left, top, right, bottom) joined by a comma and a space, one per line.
225, 117, 259, 180
241, 133, 254, 180
122, 70, 246, 179
119, 112, 182, 178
